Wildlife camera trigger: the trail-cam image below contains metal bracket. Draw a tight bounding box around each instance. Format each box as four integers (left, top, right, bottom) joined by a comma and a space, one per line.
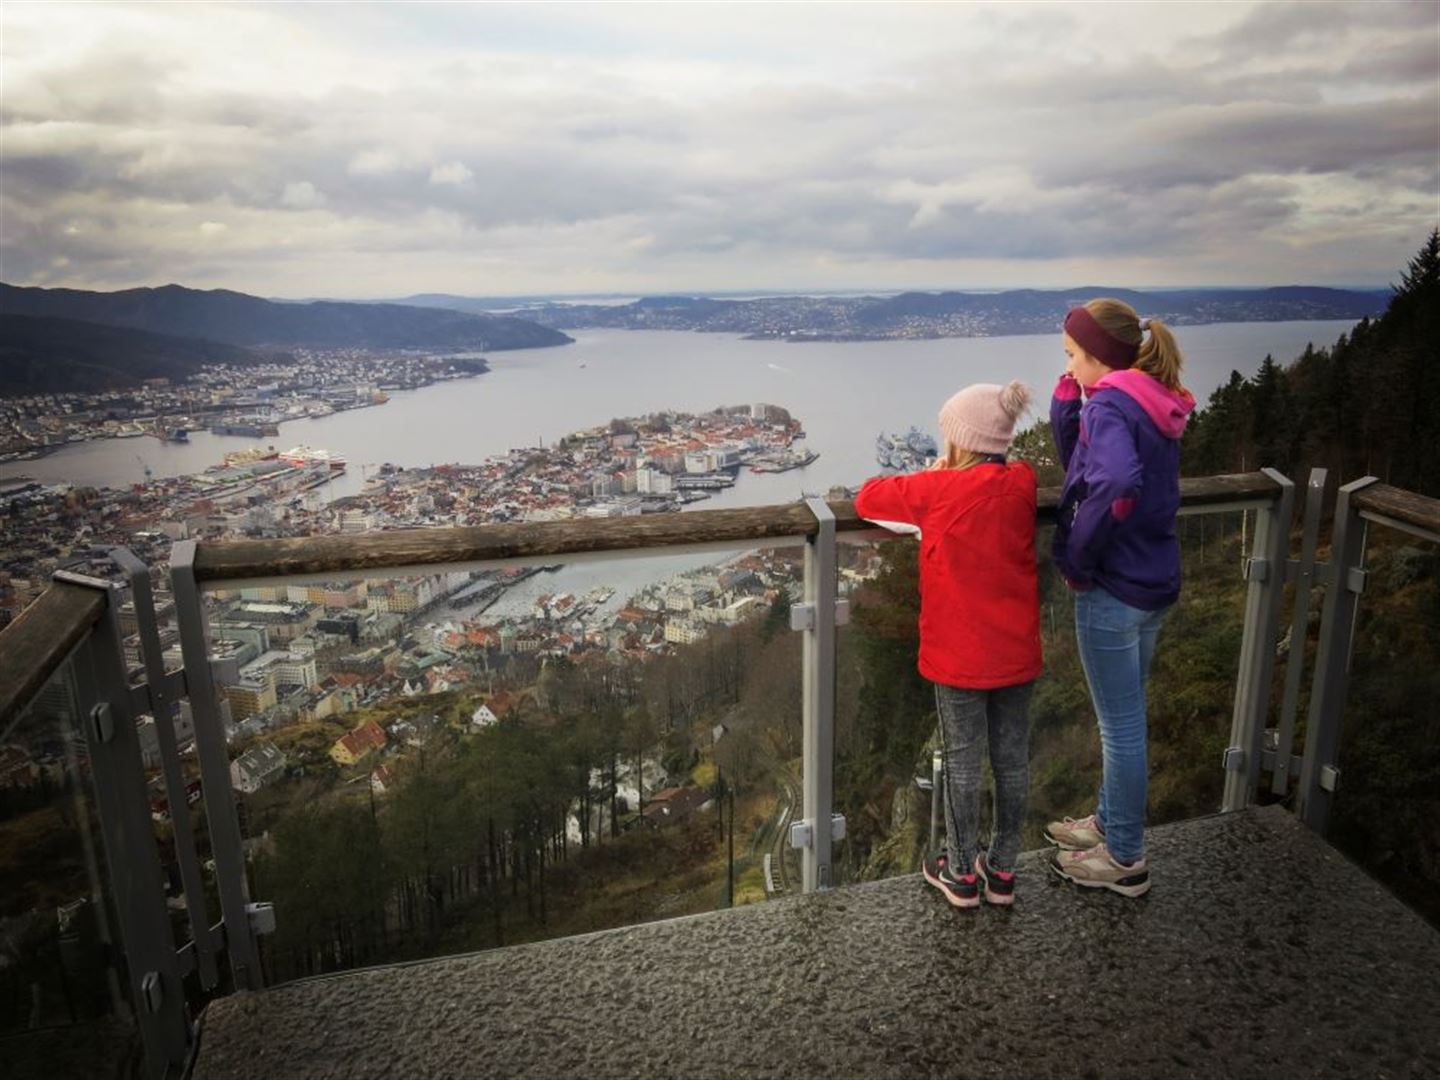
89, 703, 115, 744
789, 598, 850, 632
1261, 749, 1304, 778
1319, 765, 1341, 793
52, 569, 115, 591
1222, 747, 1245, 772
128, 669, 191, 721
1287, 559, 1335, 587
246, 901, 277, 936
1244, 557, 1268, 583
140, 971, 163, 1014
1346, 567, 1368, 595
789, 814, 846, 849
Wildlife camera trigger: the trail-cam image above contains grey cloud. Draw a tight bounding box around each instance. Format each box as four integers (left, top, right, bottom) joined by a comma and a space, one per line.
1, 3, 1433, 293
1196, 0, 1437, 60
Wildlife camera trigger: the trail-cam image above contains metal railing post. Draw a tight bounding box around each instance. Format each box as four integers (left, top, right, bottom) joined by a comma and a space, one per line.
930, 749, 942, 855
1271, 468, 1328, 795
170, 540, 265, 990
1222, 469, 1293, 811
60, 571, 190, 1078
1297, 477, 1378, 833
790, 499, 843, 892
112, 547, 221, 990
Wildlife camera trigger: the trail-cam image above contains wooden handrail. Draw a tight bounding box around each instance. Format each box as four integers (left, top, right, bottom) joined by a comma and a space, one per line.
0, 470, 1288, 724
1353, 483, 1440, 540
191, 471, 1285, 584
0, 581, 107, 727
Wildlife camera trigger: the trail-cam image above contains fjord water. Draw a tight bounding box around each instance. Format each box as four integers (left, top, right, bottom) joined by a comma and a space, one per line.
2, 321, 1355, 503
1, 321, 1355, 619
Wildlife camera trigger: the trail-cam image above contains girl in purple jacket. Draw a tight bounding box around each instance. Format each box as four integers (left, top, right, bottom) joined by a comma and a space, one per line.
1044, 298, 1195, 898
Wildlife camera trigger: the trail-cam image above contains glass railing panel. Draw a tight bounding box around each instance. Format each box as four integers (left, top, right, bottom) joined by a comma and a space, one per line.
0, 655, 136, 1062
197, 545, 808, 982
1033, 514, 1253, 844
835, 509, 1256, 885
1325, 529, 1440, 925
832, 533, 930, 885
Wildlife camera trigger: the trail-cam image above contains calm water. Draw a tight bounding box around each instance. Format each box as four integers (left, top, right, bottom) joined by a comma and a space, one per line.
1, 321, 1355, 612
2, 321, 1356, 503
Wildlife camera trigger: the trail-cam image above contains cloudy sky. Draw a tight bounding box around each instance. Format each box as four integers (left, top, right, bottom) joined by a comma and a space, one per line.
1, 1, 1436, 298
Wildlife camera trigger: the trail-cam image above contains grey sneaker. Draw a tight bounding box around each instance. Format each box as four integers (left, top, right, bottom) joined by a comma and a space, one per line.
1051, 842, 1150, 898
1044, 813, 1104, 851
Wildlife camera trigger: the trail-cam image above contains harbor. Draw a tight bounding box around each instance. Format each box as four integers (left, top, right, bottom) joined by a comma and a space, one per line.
875, 427, 937, 471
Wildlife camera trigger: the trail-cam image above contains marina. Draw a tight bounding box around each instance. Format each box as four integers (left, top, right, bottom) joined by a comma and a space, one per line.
875, 427, 937, 472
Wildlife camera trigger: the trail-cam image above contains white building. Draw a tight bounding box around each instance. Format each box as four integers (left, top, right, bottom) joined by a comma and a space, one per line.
636, 468, 673, 495
240, 649, 318, 690
230, 743, 287, 795
664, 619, 706, 646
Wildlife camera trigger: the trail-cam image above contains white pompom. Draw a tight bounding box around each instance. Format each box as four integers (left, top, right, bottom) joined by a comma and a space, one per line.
999, 380, 1031, 419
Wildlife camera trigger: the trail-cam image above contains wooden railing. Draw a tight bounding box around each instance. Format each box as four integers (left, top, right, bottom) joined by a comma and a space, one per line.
4, 465, 1417, 1080
0, 579, 107, 726
188, 471, 1284, 585
0, 471, 1286, 723
1352, 482, 1440, 541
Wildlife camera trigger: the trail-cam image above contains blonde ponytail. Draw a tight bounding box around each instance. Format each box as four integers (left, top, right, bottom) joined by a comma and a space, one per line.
1134, 319, 1184, 391
1084, 297, 1185, 391
942, 443, 988, 470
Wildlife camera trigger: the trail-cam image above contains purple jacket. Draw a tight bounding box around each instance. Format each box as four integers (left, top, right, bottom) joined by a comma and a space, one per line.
1050, 369, 1196, 610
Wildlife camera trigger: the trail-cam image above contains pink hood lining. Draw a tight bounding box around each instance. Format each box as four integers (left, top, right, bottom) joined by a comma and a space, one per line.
1092, 369, 1195, 439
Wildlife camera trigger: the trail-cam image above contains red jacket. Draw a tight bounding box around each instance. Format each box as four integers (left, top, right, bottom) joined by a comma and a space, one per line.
855, 461, 1042, 689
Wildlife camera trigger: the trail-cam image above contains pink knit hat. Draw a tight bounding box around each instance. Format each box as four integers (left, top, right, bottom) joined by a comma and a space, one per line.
938, 381, 1031, 455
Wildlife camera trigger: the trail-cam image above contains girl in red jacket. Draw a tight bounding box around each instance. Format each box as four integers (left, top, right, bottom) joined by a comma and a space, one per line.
855, 382, 1041, 908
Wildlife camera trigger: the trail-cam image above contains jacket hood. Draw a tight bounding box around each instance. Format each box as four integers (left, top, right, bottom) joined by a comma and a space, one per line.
1093, 369, 1195, 439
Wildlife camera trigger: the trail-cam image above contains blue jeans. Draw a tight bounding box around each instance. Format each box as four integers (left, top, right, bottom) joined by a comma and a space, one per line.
934, 680, 1034, 873
1074, 588, 1168, 863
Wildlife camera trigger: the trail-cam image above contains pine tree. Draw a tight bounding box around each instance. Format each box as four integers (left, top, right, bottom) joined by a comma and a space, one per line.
1394, 227, 1440, 299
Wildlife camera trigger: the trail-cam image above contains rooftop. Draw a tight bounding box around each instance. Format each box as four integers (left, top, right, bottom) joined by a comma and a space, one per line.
191, 806, 1440, 1079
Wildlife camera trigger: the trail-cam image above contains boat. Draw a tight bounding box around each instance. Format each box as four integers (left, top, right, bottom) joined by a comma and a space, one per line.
223, 448, 279, 467
279, 445, 347, 471
875, 428, 937, 472
750, 449, 819, 473
213, 421, 280, 437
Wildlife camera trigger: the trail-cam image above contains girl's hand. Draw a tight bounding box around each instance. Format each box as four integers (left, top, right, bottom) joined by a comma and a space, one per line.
1054, 373, 1082, 402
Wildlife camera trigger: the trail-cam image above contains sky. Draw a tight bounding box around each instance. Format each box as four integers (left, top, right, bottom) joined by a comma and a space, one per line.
1, 1, 1437, 298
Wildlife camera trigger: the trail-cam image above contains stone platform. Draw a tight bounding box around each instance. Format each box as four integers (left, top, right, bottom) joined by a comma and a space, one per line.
192, 806, 1440, 1079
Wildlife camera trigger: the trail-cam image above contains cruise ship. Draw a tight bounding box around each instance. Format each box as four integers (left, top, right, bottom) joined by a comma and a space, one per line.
279, 445, 348, 471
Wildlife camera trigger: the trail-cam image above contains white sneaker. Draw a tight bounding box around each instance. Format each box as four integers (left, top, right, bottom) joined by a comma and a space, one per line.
1051, 842, 1150, 898
1044, 813, 1104, 851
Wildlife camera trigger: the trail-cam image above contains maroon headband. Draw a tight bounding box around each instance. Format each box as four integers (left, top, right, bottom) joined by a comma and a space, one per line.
1064, 307, 1138, 370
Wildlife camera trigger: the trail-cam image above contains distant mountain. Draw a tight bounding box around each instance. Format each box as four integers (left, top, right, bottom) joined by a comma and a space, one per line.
502, 285, 1390, 339
0, 314, 265, 395
0, 283, 573, 351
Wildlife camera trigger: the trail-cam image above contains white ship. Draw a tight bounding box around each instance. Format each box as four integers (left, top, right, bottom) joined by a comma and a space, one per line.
279, 445, 347, 471
875, 428, 938, 472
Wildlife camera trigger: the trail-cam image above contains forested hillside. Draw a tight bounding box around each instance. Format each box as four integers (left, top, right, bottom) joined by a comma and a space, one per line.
0, 282, 573, 351
0, 314, 266, 394
1182, 230, 1440, 497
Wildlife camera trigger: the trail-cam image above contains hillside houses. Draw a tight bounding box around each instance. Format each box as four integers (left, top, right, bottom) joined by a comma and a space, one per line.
231, 743, 287, 794
329, 720, 388, 767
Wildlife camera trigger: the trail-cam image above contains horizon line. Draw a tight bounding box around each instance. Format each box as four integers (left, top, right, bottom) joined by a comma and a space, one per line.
1, 279, 1397, 304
